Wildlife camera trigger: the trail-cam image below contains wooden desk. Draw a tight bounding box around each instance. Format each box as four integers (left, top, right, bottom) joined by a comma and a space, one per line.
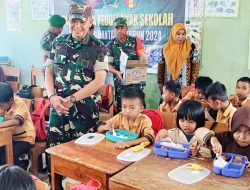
109, 154, 250, 190
0, 127, 13, 165
46, 139, 132, 190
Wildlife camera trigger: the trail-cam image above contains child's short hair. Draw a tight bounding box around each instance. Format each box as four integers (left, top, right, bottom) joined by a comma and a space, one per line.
195, 76, 213, 93
163, 80, 181, 97
0, 82, 13, 103
205, 81, 228, 102
176, 100, 205, 129
121, 87, 145, 106
237, 77, 250, 85
0, 165, 35, 190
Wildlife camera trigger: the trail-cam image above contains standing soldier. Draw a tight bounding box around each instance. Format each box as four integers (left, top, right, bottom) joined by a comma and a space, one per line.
40, 14, 66, 62
106, 17, 147, 112
45, 4, 108, 148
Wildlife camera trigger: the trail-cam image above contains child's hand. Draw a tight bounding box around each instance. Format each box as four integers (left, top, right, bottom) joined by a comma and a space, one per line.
205, 108, 214, 121
190, 143, 199, 157
103, 121, 113, 131
155, 129, 168, 142
210, 136, 222, 157
115, 141, 131, 149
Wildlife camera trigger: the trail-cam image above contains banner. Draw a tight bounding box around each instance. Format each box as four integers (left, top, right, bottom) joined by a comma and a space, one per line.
54, 0, 186, 73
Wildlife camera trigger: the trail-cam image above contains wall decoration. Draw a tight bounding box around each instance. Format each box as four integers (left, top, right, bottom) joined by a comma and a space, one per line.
205, 0, 239, 17
6, 0, 22, 32
187, 0, 205, 19
186, 21, 203, 61
31, 0, 50, 20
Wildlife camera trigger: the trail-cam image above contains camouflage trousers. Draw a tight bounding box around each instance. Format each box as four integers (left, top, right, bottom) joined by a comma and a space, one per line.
46, 103, 99, 174
47, 104, 99, 148
114, 76, 145, 112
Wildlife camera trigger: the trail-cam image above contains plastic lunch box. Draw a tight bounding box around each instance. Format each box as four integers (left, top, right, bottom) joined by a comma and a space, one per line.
153, 140, 190, 159
213, 153, 247, 178
105, 129, 139, 143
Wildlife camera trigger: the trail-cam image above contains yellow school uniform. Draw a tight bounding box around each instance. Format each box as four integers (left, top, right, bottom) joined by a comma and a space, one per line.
158, 100, 182, 113
241, 98, 250, 107
216, 103, 237, 130
4, 96, 35, 145
109, 112, 154, 143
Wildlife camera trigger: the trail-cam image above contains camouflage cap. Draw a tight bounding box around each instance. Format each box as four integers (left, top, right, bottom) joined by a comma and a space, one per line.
113, 17, 127, 27
69, 4, 92, 22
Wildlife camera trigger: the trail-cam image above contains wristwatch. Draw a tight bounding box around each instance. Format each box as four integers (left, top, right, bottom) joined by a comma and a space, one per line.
70, 95, 77, 103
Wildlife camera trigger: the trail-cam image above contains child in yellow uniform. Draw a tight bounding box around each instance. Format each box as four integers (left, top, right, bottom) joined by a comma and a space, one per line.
159, 80, 182, 113
205, 82, 236, 129
182, 76, 213, 102
98, 87, 154, 149
0, 82, 35, 168
155, 100, 211, 158
229, 77, 250, 108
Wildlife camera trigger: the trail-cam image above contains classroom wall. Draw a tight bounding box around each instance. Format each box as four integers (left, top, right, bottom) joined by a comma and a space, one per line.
0, 0, 249, 109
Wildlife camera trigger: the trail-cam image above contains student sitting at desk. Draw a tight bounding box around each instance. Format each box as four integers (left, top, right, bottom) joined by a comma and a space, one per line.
98, 87, 154, 149
195, 106, 250, 161
158, 80, 182, 114
229, 77, 250, 108
155, 100, 212, 158
0, 82, 35, 169
205, 81, 237, 128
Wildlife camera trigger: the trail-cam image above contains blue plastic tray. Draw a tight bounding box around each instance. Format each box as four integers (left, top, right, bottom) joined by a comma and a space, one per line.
213, 153, 247, 178
105, 129, 139, 143
153, 140, 190, 159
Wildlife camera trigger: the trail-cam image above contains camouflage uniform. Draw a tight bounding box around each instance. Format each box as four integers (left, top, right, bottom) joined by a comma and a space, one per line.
106, 36, 145, 112
40, 29, 58, 57
46, 33, 108, 147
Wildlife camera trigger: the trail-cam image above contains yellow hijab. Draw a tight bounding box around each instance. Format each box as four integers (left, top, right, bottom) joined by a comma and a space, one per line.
163, 23, 191, 80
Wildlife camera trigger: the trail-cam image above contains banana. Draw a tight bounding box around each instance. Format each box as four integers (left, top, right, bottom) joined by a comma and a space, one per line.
133, 141, 150, 152
186, 163, 203, 171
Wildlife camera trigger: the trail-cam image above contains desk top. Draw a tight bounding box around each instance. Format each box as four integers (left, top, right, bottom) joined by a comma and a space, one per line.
46, 139, 132, 175
109, 154, 250, 190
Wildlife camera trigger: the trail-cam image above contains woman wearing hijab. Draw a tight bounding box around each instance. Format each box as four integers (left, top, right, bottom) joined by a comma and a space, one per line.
157, 23, 199, 92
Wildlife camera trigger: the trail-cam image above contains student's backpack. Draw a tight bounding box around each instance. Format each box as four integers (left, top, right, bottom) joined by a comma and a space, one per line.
99, 85, 113, 113
141, 109, 164, 136
31, 98, 51, 142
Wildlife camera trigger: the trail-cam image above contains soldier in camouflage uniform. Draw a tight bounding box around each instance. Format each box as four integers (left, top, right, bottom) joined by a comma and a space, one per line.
106, 17, 147, 112
40, 14, 66, 62
45, 4, 108, 148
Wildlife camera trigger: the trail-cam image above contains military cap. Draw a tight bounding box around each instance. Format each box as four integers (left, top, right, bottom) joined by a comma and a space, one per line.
113, 17, 127, 27
49, 14, 66, 28
69, 4, 92, 22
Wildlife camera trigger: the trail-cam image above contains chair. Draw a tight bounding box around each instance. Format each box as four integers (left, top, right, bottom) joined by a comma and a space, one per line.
31, 67, 43, 86
99, 85, 114, 121
21, 98, 49, 177
1, 65, 21, 93
204, 121, 229, 133
31, 67, 46, 98
0, 127, 14, 165
161, 111, 176, 130
29, 142, 47, 176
